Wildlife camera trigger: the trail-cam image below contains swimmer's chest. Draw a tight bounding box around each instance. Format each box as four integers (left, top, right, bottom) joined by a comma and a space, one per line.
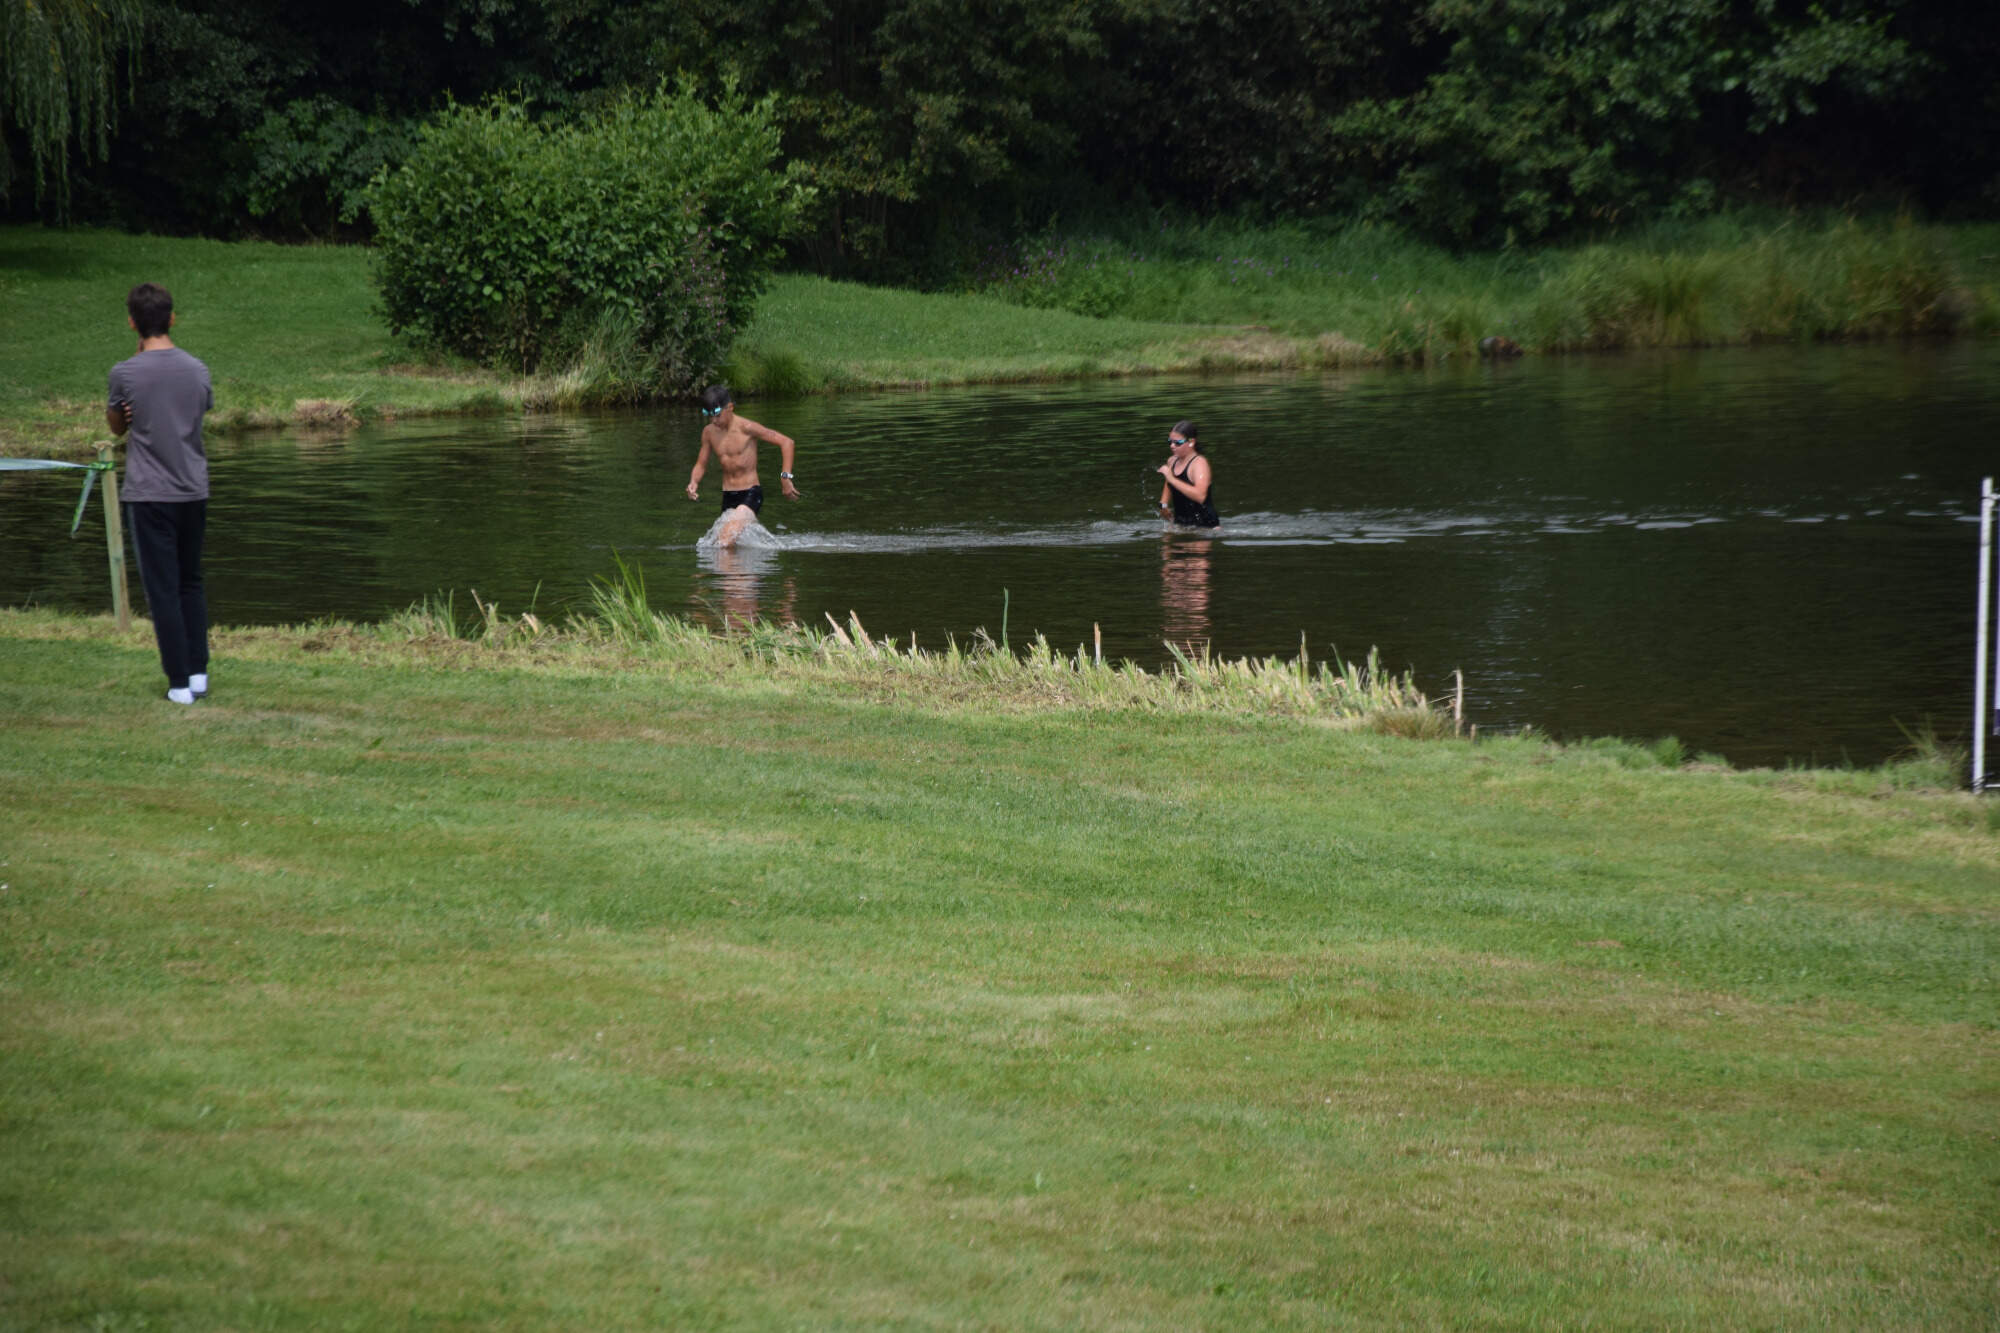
707, 424, 760, 459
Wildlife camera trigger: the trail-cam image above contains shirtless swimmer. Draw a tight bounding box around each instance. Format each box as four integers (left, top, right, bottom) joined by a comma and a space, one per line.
685, 385, 799, 517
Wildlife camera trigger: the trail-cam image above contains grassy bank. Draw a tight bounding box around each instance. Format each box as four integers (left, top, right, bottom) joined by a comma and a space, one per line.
5, 216, 1997, 455
2, 606, 1996, 1329
0, 226, 1230, 456
0, 227, 492, 454
956, 213, 2000, 366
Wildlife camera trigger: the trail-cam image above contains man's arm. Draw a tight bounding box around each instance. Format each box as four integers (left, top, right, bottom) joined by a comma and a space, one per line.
749, 421, 799, 499
686, 437, 714, 500
106, 368, 130, 436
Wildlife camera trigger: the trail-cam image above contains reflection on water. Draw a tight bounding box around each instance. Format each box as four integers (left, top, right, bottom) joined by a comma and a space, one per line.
693, 543, 798, 633
692, 508, 796, 630
1161, 535, 1214, 652
5, 341, 1997, 766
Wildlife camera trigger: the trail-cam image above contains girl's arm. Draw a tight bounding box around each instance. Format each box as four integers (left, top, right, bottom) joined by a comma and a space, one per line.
1160, 458, 1211, 503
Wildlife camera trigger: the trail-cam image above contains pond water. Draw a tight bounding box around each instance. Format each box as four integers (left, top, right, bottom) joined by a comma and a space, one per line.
5, 342, 1995, 767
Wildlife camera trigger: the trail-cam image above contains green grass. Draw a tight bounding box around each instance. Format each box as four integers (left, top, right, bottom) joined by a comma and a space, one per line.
972, 218, 1533, 343
964, 213, 1997, 363
0, 226, 518, 453
1939, 221, 2000, 335
5, 215, 1997, 456
3, 606, 1996, 1329
725, 275, 1230, 394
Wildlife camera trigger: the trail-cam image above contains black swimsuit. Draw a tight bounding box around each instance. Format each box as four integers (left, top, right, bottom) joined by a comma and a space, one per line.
1168, 457, 1219, 528
721, 485, 764, 515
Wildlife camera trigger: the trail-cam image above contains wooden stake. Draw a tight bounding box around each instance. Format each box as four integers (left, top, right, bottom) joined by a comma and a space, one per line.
97, 444, 130, 631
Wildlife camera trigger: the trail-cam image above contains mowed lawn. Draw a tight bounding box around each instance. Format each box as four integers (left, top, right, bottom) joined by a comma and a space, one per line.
1, 614, 1996, 1330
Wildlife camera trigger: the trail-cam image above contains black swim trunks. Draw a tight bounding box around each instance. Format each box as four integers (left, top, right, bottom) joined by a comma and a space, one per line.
720, 485, 764, 515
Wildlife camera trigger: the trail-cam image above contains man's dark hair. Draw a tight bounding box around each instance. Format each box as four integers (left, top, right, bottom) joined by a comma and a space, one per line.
1173, 419, 1200, 453
127, 283, 174, 339
700, 384, 734, 413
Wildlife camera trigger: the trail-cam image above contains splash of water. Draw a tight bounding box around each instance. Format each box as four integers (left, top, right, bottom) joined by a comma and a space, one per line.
696, 506, 789, 550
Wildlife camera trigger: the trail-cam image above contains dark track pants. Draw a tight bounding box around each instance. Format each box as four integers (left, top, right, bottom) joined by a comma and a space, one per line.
127, 499, 209, 689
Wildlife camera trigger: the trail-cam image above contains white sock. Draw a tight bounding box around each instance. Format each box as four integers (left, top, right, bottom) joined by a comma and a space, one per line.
190, 672, 209, 696
166, 687, 196, 705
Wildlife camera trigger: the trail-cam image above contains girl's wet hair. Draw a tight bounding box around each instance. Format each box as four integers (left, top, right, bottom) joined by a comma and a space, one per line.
1173, 419, 1200, 452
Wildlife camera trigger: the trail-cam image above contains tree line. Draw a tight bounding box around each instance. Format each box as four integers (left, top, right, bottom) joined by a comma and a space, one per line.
7, 0, 1995, 268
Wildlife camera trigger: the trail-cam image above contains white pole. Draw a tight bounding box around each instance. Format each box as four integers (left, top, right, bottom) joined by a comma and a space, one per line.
1976, 477, 1995, 793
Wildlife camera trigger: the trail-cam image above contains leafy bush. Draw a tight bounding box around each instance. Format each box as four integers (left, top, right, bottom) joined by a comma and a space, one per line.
366, 81, 810, 391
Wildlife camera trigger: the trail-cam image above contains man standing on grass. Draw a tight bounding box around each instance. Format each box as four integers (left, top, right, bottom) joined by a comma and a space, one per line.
108, 282, 213, 706
685, 384, 799, 518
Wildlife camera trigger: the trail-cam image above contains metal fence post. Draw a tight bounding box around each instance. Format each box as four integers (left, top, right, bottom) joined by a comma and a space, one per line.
1976, 478, 1995, 793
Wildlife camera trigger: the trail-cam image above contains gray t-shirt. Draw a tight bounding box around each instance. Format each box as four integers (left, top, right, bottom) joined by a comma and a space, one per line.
108, 347, 213, 502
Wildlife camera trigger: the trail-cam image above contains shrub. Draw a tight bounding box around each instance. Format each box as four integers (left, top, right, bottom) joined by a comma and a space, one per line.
366, 81, 810, 391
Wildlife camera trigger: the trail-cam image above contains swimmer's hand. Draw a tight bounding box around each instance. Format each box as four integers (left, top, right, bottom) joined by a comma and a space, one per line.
685, 481, 699, 500
780, 477, 800, 500
1156, 462, 1174, 477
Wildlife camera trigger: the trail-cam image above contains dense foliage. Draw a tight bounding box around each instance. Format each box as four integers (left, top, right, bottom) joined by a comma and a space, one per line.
367, 84, 807, 388
6, 0, 1995, 258
1320, 0, 1926, 241
1, 0, 140, 210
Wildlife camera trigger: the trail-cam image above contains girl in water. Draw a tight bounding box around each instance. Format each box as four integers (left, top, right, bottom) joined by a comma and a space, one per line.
1156, 419, 1219, 528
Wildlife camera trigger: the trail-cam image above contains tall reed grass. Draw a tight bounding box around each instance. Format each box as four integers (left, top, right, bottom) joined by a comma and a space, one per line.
1526, 217, 1962, 350
969, 213, 1982, 364
346, 577, 1975, 784
7, 603, 1974, 786
363, 562, 1456, 726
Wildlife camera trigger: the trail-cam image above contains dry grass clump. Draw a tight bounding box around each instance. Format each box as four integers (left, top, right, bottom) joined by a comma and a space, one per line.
291, 397, 359, 427
1308, 331, 1372, 365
